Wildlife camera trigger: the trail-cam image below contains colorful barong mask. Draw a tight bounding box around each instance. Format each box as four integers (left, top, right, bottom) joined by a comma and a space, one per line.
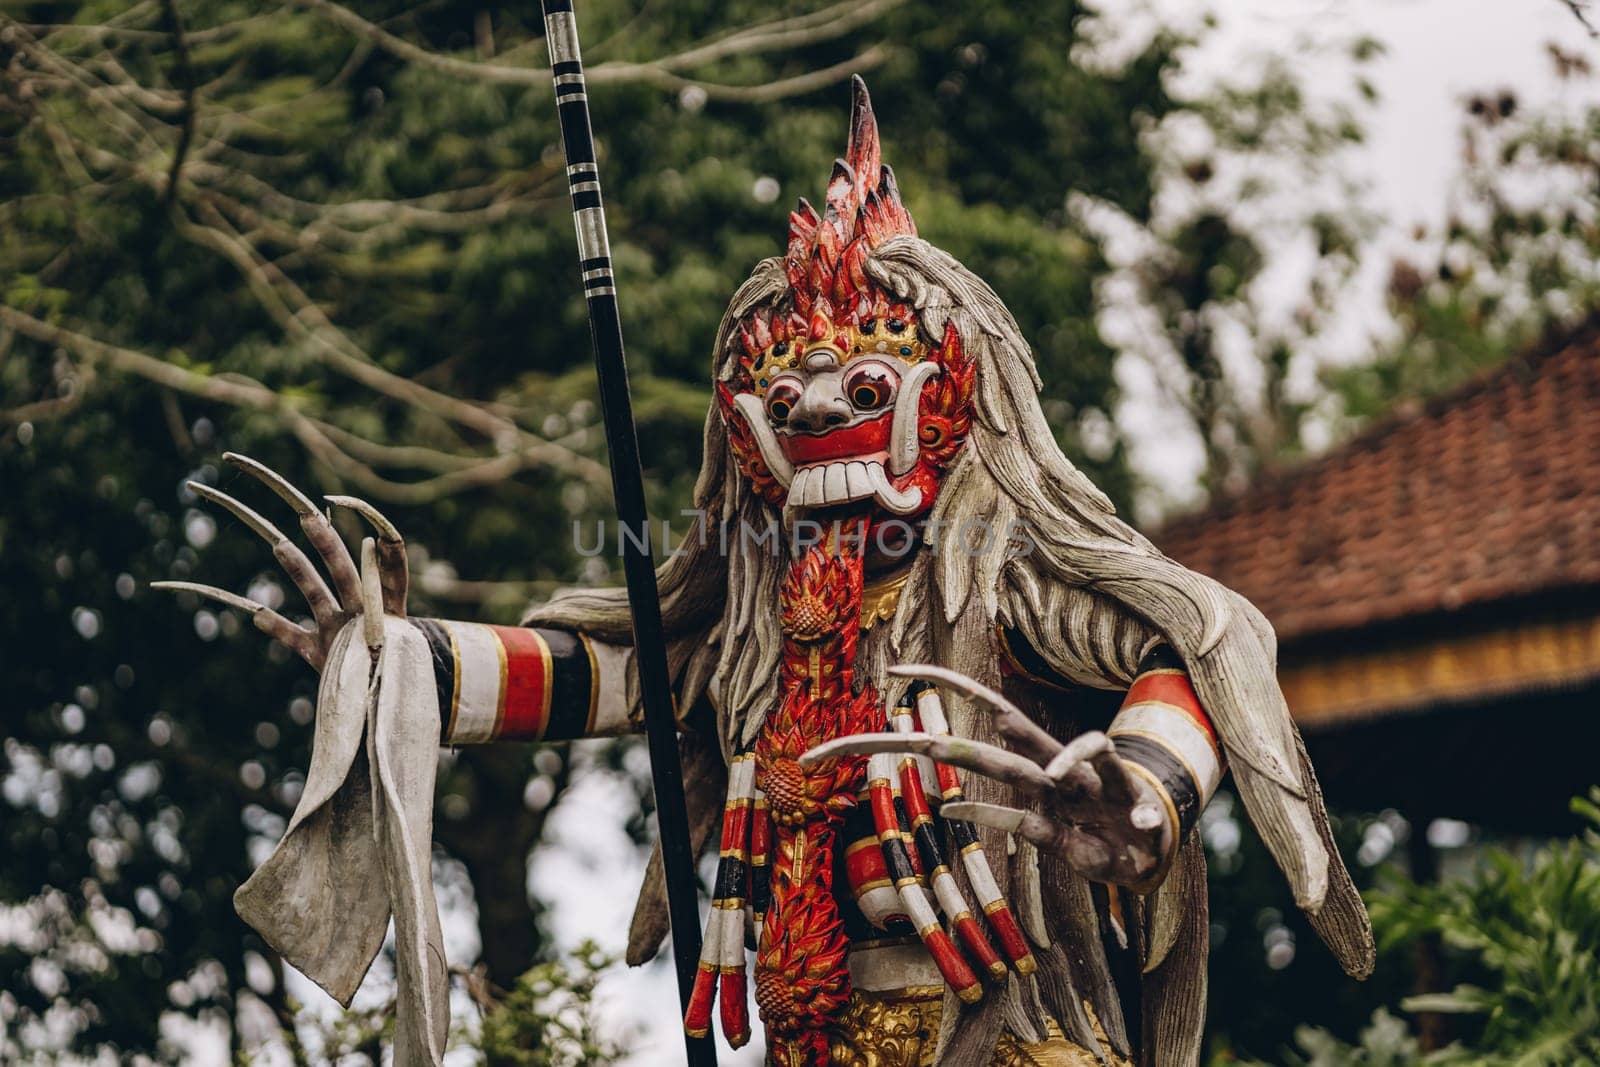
717, 86, 975, 521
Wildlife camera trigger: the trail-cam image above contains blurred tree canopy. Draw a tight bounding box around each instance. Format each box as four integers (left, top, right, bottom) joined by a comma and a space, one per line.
1332, 42, 1600, 427
0, 0, 1575, 1063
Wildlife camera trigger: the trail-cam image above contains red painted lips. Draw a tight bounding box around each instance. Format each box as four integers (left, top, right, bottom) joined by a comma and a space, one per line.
779, 410, 893, 465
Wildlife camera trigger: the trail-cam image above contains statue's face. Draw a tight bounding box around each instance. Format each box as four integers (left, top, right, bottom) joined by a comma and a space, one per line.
720, 304, 974, 523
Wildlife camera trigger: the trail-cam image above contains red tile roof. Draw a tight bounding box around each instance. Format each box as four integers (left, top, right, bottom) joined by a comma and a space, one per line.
1152, 329, 1600, 644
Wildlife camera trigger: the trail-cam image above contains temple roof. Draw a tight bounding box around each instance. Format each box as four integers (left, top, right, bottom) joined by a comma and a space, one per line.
1153, 326, 1600, 645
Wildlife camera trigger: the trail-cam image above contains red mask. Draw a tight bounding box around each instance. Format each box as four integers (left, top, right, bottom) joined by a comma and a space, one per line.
719, 84, 975, 527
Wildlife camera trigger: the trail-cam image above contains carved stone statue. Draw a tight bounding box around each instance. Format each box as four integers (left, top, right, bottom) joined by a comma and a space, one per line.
161, 78, 1371, 1067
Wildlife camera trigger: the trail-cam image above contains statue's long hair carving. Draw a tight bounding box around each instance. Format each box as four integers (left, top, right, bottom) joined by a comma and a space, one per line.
529, 101, 1372, 1067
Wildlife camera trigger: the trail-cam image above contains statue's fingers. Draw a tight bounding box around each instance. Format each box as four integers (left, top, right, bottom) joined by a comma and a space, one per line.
225, 453, 362, 612
889, 663, 1062, 765
1085, 743, 1139, 809
802, 732, 1053, 793
1040, 731, 1116, 804
1043, 731, 1112, 787
359, 538, 385, 650
327, 494, 407, 616
151, 580, 321, 669
189, 481, 342, 630
939, 801, 1069, 852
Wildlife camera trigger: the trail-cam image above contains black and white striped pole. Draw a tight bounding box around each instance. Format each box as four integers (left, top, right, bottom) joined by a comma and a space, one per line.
539, 4, 717, 1065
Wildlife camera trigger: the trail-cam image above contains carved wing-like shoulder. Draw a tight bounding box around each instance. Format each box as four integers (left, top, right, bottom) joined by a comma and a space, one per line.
998, 558, 1374, 980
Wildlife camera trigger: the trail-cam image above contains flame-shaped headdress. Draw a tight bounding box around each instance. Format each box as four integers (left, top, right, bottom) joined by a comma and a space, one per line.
735, 77, 927, 397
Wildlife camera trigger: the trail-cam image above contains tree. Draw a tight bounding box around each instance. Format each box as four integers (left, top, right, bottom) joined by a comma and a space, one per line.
1072, 27, 1382, 508
1330, 43, 1600, 429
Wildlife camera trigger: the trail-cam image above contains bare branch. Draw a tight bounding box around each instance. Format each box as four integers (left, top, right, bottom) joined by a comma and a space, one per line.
606, 0, 902, 76
1560, 0, 1599, 37
22, 12, 277, 47
158, 0, 198, 206
292, 0, 897, 101
0, 305, 608, 502
171, 201, 553, 450
607, 45, 890, 105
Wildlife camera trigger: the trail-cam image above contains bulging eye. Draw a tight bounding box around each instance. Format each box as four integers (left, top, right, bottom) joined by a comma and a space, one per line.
765, 380, 801, 424
844, 363, 897, 411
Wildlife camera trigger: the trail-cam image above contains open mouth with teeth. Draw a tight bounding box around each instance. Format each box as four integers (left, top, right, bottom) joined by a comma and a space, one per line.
726, 358, 939, 520
785, 457, 921, 513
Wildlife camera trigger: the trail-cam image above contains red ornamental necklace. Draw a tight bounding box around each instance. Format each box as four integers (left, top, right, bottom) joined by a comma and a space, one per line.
684, 522, 883, 1063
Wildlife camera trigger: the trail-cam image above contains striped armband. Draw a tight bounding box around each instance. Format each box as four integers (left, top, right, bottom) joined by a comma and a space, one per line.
1106, 645, 1225, 845
411, 620, 634, 744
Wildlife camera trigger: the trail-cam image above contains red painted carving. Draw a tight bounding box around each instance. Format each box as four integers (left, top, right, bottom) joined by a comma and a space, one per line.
918, 321, 976, 470
717, 382, 789, 509
754, 527, 883, 1066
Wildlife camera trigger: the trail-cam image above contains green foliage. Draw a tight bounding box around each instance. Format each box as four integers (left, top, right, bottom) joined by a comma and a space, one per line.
1277, 1010, 1447, 1067
1198, 793, 1419, 1061
1077, 32, 1383, 503
476, 942, 625, 1067
1251, 790, 1600, 1066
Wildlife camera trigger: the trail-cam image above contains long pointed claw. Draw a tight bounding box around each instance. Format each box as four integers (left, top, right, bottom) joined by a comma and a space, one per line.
891, 663, 1063, 765
225, 453, 361, 612
940, 801, 1069, 851
223, 452, 320, 516
188, 481, 288, 545
327, 494, 407, 616
151, 580, 265, 616
189, 480, 341, 628
325, 494, 400, 541
1043, 732, 1138, 808
802, 732, 1053, 793
151, 580, 321, 668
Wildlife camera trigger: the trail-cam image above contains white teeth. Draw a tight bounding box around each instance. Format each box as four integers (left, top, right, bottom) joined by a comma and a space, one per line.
801, 466, 824, 507
784, 458, 924, 514
845, 461, 872, 498
824, 463, 848, 502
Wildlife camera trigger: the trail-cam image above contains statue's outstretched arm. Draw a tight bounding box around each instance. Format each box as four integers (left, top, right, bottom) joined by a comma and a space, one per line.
155, 453, 660, 747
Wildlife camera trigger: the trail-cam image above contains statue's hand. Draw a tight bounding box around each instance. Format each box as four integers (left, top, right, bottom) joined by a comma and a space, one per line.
153, 453, 409, 672
801, 665, 1173, 889
942, 729, 1169, 888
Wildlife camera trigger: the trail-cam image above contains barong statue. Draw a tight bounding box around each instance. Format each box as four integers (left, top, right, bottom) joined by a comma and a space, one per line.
159, 68, 1371, 1067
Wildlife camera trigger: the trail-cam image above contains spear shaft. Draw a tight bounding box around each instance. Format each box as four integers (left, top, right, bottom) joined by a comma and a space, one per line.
539, 4, 716, 1064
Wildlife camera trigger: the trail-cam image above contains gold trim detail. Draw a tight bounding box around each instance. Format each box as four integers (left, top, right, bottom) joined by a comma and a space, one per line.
860, 568, 912, 631
1108, 726, 1204, 794
578, 632, 600, 736
491, 627, 509, 739
1117, 760, 1179, 894
1282, 613, 1600, 726
444, 625, 462, 741
534, 628, 553, 739
828, 987, 1132, 1067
